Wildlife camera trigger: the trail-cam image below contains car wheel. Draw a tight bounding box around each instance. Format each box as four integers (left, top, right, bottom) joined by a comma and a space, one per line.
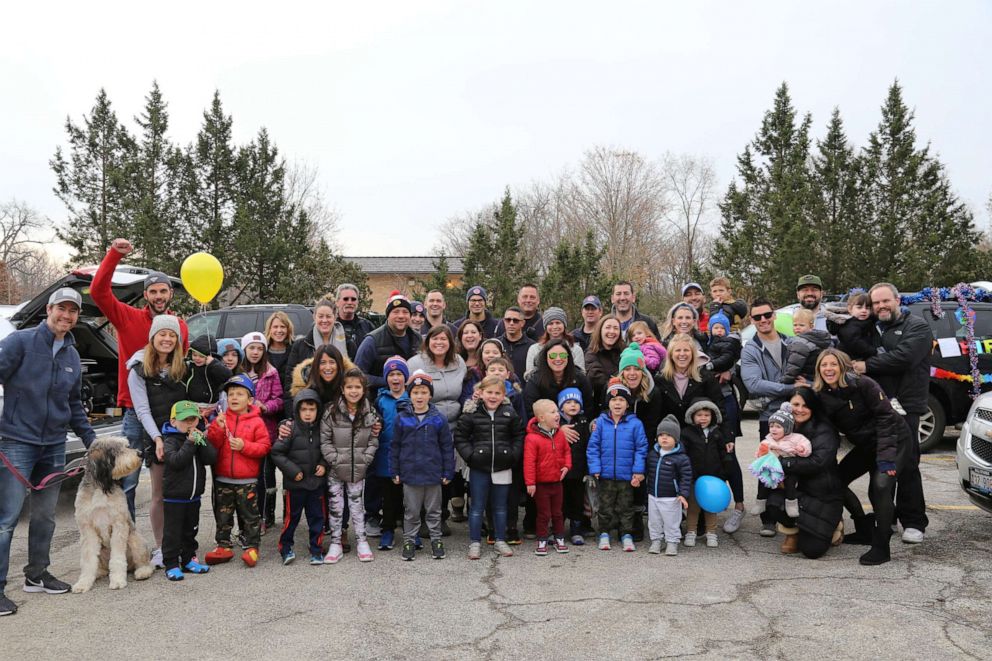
918, 395, 946, 452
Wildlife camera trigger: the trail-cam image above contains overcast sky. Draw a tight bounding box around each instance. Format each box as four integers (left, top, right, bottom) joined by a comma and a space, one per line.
2, 1, 990, 261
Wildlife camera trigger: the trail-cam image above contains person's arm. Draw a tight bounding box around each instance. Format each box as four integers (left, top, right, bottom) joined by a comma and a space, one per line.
781, 338, 810, 383
510, 412, 526, 462
90, 245, 136, 327
207, 360, 233, 389
523, 436, 537, 486
633, 421, 648, 476
586, 421, 602, 476
780, 422, 839, 476
740, 344, 793, 399
362, 416, 380, 465
269, 434, 300, 478
677, 457, 694, 498
454, 414, 473, 462
0, 331, 25, 385
163, 436, 196, 470
353, 336, 379, 383
523, 344, 540, 381
197, 437, 218, 465
68, 361, 97, 448
258, 372, 283, 416
571, 344, 585, 371
127, 369, 161, 441
865, 318, 932, 375
860, 377, 901, 470
239, 424, 271, 458
320, 415, 338, 466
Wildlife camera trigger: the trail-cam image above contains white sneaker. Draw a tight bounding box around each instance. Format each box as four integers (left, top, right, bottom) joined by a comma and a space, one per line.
684, 532, 697, 547
493, 541, 514, 557
665, 542, 679, 556
597, 533, 611, 550
902, 528, 925, 544
150, 548, 165, 568
324, 543, 343, 564
621, 535, 635, 552
705, 533, 718, 548
723, 508, 745, 534
356, 540, 374, 562
648, 540, 663, 554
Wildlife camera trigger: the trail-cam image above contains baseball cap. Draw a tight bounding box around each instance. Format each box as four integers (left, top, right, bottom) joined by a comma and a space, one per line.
143, 271, 173, 290
796, 274, 823, 290
48, 287, 82, 309
681, 282, 703, 296
581, 295, 602, 309
170, 400, 200, 421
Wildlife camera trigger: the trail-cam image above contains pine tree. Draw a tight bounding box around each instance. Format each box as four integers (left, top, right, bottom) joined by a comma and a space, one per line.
412, 252, 459, 313
51, 89, 137, 263
193, 91, 237, 270
130, 81, 176, 270
540, 230, 609, 324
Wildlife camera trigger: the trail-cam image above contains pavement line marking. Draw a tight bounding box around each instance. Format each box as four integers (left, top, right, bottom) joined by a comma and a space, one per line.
921, 456, 956, 462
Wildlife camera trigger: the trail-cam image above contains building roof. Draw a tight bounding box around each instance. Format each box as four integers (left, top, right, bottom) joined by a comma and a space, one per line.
345, 256, 464, 274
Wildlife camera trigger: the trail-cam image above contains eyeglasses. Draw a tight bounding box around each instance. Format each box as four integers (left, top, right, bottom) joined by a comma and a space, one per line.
503, 317, 523, 323
547, 351, 569, 360
751, 311, 774, 321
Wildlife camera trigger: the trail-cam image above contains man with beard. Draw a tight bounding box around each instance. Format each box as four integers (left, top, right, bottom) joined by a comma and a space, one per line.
681, 283, 709, 334
611, 280, 659, 337
355, 291, 422, 390
795, 275, 828, 331
852, 282, 931, 544
335, 283, 374, 358
92, 238, 189, 521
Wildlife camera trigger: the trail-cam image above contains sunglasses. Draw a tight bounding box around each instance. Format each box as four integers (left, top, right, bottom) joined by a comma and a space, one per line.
547, 351, 569, 360
340, 297, 357, 302
751, 311, 774, 321
503, 317, 523, 323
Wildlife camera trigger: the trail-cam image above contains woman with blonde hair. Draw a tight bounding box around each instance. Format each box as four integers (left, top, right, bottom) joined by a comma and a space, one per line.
264, 310, 295, 380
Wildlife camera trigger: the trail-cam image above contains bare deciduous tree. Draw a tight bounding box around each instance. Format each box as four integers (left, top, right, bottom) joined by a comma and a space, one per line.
285, 160, 341, 251
1, 199, 49, 303
660, 152, 717, 290
14, 248, 64, 301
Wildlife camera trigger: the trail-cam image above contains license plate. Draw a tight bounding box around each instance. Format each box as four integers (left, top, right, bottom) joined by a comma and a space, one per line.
970, 467, 992, 495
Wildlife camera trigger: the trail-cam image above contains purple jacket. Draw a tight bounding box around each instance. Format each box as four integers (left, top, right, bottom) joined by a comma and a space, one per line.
253, 364, 284, 441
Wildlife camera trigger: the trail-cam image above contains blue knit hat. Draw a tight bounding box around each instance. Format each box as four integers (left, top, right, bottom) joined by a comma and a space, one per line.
557, 387, 584, 412
222, 373, 255, 398
217, 338, 243, 361
383, 355, 410, 380
708, 311, 731, 335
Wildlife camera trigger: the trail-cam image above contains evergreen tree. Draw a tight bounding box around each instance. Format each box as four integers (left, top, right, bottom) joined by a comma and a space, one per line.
412, 252, 462, 316
51, 89, 137, 263
540, 230, 609, 324
130, 81, 176, 270
193, 91, 237, 270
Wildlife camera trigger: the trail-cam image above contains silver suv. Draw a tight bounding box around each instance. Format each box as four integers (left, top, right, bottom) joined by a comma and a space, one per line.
956, 391, 992, 513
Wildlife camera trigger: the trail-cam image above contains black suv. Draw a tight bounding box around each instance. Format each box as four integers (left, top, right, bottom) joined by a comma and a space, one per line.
186, 304, 314, 342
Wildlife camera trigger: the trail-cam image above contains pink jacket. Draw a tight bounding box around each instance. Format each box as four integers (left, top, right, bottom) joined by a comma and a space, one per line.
252, 364, 284, 441
759, 432, 812, 458
640, 338, 667, 372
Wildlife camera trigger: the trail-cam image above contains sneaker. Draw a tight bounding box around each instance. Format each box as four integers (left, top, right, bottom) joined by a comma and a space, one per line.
723, 508, 745, 534
902, 528, 925, 544
205, 546, 235, 565
440, 520, 452, 537
402, 541, 416, 561
621, 534, 635, 552
282, 550, 296, 566
23, 572, 70, 594
494, 540, 514, 557
357, 540, 374, 562
649, 540, 663, 554
241, 548, 259, 567
366, 520, 382, 538
554, 538, 569, 554
684, 532, 697, 547
237, 532, 247, 549
379, 530, 395, 550
506, 528, 522, 545
706, 533, 718, 548
165, 568, 184, 581
665, 542, 679, 556
598, 533, 611, 551
150, 548, 165, 569
260, 521, 267, 536
415, 535, 423, 550
183, 560, 209, 574
759, 521, 777, 538
324, 543, 343, 564
310, 554, 324, 565
467, 542, 482, 560
0, 593, 17, 616
535, 540, 549, 556
750, 501, 767, 516
431, 539, 446, 560
785, 498, 800, 518
571, 534, 585, 546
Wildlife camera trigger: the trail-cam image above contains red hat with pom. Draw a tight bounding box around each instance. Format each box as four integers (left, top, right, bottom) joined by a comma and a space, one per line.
385, 290, 412, 316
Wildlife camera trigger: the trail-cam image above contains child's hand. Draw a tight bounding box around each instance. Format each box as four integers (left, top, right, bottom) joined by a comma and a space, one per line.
631, 473, 644, 487
560, 466, 569, 480
393, 476, 401, 485
526, 485, 536, 497
589, 420, 597, 433
315, 465, 326, 477
561, 424, 579, 444
677, 495, 688, 509
215, 412, 226, 429
229, 436, 245, 451
725, 442, 735, 453
441, 478, 450, 485
372, 419, 382, 435
293, 472, 303, 482
278, 421, 292, 440
472, 386, 481, 401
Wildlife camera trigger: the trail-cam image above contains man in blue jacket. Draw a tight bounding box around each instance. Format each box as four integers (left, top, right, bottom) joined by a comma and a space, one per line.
0, 287, 95, 616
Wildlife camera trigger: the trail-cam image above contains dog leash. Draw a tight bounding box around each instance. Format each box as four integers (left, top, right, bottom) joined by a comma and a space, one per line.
0, 448, 87, 491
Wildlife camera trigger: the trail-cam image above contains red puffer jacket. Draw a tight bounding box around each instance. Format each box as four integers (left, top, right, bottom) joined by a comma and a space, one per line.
523, 417, 572, 485
207, 405, 271, 480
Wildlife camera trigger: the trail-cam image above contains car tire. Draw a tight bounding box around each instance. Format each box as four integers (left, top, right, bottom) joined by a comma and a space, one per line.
918, 395, 946, 453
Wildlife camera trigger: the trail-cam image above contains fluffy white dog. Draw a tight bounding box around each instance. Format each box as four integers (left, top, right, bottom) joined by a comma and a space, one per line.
71, 437, 155, 592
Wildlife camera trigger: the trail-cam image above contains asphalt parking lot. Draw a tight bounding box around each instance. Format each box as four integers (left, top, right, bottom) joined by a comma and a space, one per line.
3, 418, 991, 660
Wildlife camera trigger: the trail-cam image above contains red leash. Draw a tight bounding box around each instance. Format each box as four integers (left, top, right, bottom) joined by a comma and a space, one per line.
0, 449, 87, 491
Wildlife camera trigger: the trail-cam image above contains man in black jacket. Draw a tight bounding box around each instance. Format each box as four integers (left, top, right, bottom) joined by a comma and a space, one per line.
335, 284, 375, 358
853, 282, 931, 543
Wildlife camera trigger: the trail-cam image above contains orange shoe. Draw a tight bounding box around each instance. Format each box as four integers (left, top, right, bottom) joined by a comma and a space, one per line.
241, 547, 259, 567
205, 547, 235, 565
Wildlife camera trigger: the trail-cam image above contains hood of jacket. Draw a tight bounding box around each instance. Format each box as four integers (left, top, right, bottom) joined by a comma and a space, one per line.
294, 388, 321, 425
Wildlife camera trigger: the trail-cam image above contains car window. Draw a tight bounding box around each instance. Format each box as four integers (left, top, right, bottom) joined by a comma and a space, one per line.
222, 311, 262, 339
947, 304, 992, 339
290, 311, 312, 337
187, 313, 220, 340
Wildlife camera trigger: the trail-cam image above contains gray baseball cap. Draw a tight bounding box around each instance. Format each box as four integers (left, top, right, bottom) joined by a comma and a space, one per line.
48, 287, 82, 309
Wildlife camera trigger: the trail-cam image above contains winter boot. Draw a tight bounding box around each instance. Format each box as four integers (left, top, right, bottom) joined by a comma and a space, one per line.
843, 514, 876, 545
859, 527, 892, 566
450, 497, 467, 523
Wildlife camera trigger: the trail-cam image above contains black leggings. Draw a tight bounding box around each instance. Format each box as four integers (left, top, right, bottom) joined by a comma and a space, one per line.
838, 444, 897, 538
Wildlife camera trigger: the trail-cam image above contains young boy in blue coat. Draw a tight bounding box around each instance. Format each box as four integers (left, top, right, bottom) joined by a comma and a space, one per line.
586, 379, 648, 553
646, 415, 693, 556
391, 371, 455, 562
372, 356, 410, 551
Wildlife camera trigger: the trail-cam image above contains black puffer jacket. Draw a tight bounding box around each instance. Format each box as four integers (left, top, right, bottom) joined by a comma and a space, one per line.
162, 424, 218, 501
270, 389, 328, 491
777, 417, 844, 542
704, 333, 741, 374
562, 413, 590, 479
782, 330, 833, 383
184, 337, 232, 405
865, 311, 933, 414
454, 401, 525, 473
817, 375, 905, 469
681, 424, 730, 480
824, 305, 876, 361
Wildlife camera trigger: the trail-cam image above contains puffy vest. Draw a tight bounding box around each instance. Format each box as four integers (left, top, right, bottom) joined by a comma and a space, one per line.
368, 325, 421, 378
134, 362, 188, 435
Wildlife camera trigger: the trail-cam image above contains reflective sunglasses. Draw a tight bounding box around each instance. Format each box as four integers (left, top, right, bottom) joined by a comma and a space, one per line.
547, 351, 569, 360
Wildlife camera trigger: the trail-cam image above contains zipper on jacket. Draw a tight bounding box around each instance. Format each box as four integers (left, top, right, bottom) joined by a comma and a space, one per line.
612, 418, 618, 481
490, 411, 496, 473
191, 451, 198, 501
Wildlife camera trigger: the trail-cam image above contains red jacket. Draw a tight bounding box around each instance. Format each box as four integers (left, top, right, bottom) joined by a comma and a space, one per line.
206, 405, 271, 480
91, 248, 190, 409
523, 417, 572, 485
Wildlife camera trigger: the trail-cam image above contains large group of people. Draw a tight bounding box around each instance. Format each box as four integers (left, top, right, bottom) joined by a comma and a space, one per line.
0, 236, 934, 616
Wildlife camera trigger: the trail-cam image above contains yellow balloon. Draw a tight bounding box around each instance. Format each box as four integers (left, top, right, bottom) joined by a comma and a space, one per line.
180, 252, 224, 304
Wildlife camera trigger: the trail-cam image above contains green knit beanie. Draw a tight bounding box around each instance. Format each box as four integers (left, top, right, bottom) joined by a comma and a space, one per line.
618, 342, 646, 373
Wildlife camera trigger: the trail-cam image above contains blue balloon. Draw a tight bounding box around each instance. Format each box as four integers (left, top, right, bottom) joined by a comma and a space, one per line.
694, 475, 732, 514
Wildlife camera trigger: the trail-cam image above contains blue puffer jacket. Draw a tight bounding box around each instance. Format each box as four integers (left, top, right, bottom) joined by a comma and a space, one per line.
0, 322, 95, 447
372, 387, 410, 478
390, 400, 455, 486
645, 442, 693, 498
586, 411, 648, 481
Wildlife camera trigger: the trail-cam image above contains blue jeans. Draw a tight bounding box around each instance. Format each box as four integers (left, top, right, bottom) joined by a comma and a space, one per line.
468, 471, 509, 543
121, 408, 146, 520
0, 439, 65, 593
